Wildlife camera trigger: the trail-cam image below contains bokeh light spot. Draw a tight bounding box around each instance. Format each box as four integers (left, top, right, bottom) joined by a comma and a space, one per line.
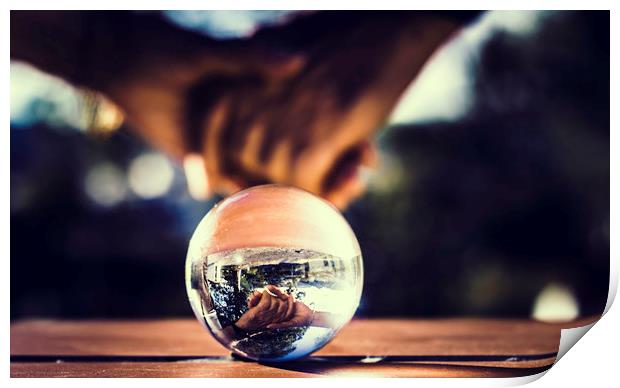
532, 283, 579, 322
84, 163, 127, 207
128, 153, 174, 199
183, 153, 210, 200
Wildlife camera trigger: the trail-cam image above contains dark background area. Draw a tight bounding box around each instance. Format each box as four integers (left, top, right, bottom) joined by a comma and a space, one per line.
10, 11, 609, 319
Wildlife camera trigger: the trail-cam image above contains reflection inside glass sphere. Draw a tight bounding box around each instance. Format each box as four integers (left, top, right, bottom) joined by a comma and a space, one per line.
189, 246, 362, 361
186, 185, 363, 361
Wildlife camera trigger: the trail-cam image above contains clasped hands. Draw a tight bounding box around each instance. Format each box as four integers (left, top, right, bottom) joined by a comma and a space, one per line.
235, 285, 314, 332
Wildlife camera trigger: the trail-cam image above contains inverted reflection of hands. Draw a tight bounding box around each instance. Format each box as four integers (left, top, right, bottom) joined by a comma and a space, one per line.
265, 297, 313, 330
235, 285, 313, 332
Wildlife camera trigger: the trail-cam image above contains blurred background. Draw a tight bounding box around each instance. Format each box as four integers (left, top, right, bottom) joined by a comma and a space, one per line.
10, 10, 609, 321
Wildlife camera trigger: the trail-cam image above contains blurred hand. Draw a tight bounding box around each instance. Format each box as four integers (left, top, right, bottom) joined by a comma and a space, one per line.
98, 12, 462, 209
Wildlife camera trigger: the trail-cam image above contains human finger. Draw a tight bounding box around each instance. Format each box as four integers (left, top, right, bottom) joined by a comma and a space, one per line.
283, 295, 295, 321
256, 290, 273, 312
248, 291, 262, 308
202, 99, 229, 194
273, 298, 289, 322
265, 285, 288, 301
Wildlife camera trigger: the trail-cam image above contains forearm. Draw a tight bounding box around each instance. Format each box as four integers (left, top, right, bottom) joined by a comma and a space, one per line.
11, 11, 84, 81
10, 10, 214, 160
11, 11, 121, 89
10, 11, 212, 93
310, 311, 340, 328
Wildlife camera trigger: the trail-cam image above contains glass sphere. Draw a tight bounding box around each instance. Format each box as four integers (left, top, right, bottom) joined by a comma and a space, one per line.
186, 184, 363, 361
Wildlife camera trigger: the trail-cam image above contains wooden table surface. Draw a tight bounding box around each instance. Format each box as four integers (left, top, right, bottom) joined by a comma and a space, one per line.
10, 317, 598, 378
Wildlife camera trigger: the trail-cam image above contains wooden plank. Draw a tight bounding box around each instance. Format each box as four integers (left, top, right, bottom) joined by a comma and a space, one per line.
10, 317, 598, 377
10, 361, 552, 378
317, 319, 563, 356
11, 319, 228, 357
10, 317, 596, 357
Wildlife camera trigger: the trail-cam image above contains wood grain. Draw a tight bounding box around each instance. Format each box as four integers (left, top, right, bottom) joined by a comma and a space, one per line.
10, 317, 599, 377
10, 361, 553, 378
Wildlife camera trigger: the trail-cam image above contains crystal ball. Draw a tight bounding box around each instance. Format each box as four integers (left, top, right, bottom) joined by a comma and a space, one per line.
186, 184, 363, 361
